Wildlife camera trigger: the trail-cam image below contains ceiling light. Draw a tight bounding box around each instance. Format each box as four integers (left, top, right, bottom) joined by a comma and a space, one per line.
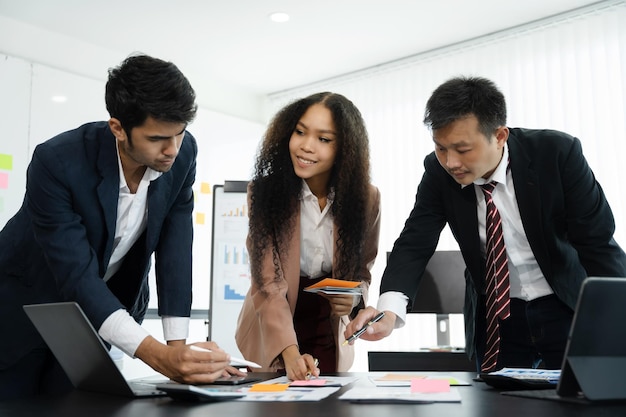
269, 12, 289, 23
51, 95, 67, 103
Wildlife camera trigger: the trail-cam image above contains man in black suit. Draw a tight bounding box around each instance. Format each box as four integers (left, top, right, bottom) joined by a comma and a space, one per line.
346, 76, 626, 371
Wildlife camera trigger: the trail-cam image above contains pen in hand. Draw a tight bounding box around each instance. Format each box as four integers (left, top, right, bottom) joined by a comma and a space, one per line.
189, 345, 262, 368
305, 358, 319, 380
342, 311, 385, 346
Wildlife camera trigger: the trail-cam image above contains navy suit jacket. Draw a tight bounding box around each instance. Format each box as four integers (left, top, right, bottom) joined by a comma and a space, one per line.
0, 121, 197, 368
382, 128, 626, 358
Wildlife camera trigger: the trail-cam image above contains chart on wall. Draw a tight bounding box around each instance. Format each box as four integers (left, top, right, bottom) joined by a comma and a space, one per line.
209, 181, 250, 358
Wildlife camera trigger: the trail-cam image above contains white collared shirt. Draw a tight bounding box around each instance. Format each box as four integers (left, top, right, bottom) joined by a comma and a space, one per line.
379, 143, 552, 328
472, 144, 553, 302
98, 143, 189, 357
299, 180, 334, 279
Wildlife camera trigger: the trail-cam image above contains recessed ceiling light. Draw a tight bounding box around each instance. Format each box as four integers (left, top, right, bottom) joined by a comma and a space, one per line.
269, 12, 289, 23
51, 95, 67, 103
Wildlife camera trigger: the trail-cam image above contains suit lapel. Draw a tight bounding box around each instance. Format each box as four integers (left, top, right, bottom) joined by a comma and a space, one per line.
508, 134, 550, 273
146, 172, 172, 249
453, 183, 485, 287
96, 131, 120, 275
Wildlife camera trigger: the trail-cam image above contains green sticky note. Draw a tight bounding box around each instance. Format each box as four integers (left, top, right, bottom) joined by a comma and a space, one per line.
0, 154, 12, 171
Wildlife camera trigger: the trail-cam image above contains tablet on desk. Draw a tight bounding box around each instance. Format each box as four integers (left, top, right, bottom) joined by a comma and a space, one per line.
480, 371, 558, 390
156, 383, 245, 402
210, 375, 262, 385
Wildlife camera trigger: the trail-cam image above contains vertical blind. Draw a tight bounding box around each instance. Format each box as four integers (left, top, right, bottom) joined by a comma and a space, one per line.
266, 0, 626, 371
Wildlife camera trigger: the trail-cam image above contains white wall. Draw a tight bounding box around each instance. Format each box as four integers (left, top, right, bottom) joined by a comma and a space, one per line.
0, 14, 264, 123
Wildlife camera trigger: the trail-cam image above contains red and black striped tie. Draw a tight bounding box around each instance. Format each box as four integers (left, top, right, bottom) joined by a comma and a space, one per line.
480, 181, 511, 372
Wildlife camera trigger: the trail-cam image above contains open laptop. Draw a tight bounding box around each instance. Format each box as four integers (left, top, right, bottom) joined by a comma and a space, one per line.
500, 277, 626, 403
23, 301, 166, 397
24, 301, 261, 399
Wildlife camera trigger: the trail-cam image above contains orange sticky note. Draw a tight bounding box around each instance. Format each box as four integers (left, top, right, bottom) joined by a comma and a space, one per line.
195, 212, 205, 225
248, 383, 290, 392
411, 378, 450, 393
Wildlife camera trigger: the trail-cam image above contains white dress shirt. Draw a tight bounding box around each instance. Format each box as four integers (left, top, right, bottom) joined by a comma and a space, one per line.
298, 181, 362, 308
98, 143, 189, 357
299, 180, 334, 279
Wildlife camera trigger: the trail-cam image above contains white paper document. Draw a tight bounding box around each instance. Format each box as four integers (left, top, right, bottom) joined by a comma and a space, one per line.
237, 386, 340, 402
370, 373, 471, 386
339, 386, 462, 403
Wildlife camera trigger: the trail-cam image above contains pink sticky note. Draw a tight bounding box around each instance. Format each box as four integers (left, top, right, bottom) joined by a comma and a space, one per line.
0, 172, 8, 189
410, 378, 450, 393
290, 379, 327, 386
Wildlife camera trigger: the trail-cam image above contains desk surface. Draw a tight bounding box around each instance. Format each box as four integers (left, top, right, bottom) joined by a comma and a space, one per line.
2, 372, 625, 417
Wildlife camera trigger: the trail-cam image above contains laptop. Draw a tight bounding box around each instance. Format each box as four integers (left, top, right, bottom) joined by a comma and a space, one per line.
500, 277, 626, 403
24, 301, 262, 399
23, 301, 167, 397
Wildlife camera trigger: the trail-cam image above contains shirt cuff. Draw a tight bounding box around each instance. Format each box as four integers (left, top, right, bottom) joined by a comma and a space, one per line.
161, 316, 190, 342
377, 291, 408, 328
98, 309, 150, 358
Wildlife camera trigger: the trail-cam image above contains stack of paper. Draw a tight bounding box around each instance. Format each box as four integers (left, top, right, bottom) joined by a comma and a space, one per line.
304, 278, 362, 295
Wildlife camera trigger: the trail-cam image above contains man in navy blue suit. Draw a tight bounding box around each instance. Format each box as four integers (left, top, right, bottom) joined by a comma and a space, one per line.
346, 76, 626, 372
0, 54, 241, 399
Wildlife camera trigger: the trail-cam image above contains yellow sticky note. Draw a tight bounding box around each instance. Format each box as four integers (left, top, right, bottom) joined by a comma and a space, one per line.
200, 182, 211, 194
196, 212, 205, 225
248, 383, 290, 392
0, 154, 12, 171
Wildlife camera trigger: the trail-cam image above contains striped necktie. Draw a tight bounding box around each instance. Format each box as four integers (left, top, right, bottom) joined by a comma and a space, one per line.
480, 181, 511, 372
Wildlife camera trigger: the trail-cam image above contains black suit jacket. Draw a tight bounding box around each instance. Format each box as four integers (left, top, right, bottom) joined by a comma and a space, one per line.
382, 128, 626, 358
0, 121, 197, 368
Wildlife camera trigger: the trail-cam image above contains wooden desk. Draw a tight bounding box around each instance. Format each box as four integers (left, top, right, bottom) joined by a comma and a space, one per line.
2, 372, 625, 417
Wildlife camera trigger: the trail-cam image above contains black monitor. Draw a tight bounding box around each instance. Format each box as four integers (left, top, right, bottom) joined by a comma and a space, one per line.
387, 250, 466, 347
410, 250, 466, 314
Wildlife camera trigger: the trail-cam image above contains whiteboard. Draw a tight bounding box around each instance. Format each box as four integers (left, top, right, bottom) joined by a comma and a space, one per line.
208, 181, 250, 358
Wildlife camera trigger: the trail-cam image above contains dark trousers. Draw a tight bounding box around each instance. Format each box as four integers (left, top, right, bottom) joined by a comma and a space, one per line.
292, 276, 337, 373
0, 346, 73, 400
475, 294, 574, 371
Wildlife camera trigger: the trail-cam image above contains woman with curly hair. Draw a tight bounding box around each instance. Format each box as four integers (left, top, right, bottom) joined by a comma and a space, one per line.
235, 92, 380, 380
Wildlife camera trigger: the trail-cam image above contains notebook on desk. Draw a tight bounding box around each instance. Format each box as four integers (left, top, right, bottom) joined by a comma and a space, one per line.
500, 277, 626, 403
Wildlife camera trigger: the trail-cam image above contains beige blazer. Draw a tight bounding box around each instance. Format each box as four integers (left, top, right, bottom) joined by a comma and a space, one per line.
235, 184, 381, 372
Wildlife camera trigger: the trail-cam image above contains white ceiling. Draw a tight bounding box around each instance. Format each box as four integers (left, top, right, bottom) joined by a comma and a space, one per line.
0, 0, 605, 120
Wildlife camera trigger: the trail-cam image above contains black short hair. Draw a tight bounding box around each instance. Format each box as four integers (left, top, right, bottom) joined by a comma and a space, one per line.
105, 54, 197, 135
423, 76, 506, 137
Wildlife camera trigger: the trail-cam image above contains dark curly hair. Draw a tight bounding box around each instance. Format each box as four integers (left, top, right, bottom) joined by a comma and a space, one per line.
249, 92, 371, 286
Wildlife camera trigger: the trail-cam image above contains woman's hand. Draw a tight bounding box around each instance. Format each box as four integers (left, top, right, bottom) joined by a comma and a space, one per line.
280, 345, 320, 381
319, 293, 359, 317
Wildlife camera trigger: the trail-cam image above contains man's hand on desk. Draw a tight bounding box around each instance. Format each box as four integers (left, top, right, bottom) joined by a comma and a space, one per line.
134, 337, 245, 384
344, 307, 396, 343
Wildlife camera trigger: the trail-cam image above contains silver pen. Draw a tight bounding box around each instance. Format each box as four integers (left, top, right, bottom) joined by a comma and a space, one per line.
342, 311, 385, 345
